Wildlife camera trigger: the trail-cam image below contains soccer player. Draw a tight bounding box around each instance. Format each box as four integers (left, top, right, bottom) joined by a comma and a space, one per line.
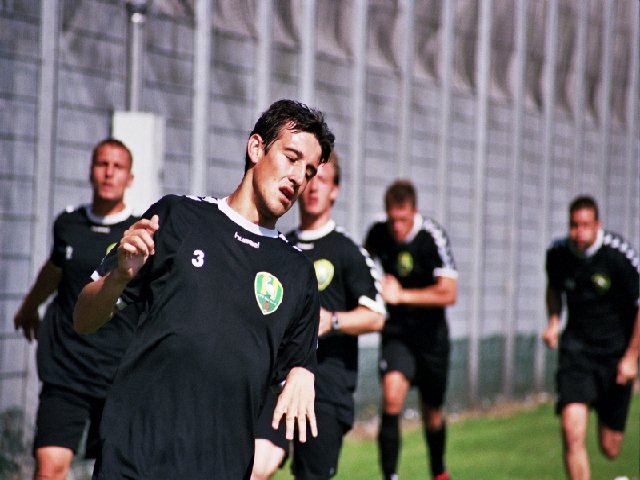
252, 151, 386, 479
543, 195, 639, 480
73, 99, 335, 479
365, 180, 457, 480
14, 139, 138, 480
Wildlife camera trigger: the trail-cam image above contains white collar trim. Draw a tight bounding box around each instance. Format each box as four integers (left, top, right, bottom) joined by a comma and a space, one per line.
570, 229, 603, 258
401, 213, 423, 244
297, 220, 336, 241
217, 197, 280, 238
84, 204, 133, 225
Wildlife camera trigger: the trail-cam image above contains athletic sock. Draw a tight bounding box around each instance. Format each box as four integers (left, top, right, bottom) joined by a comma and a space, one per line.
378, 413, 401, 478
425, 423, 447, 477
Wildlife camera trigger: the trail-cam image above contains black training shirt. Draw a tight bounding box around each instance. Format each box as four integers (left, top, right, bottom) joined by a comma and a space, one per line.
37, 205, 138, 397
288, 220, 384, 427
546, 229, 640, 355
94, 194, 319, 479
365, 213, 457, 342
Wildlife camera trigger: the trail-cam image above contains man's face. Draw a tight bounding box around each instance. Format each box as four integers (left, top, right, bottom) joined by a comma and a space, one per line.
298, 161, 337, 218
569, 207, 600, 252
251, 127, 322, 223
386, 201, 416, 243
90, 144, 133, 203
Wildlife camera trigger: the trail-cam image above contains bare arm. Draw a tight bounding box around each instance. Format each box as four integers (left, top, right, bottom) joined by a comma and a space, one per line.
543, 286, 562, 349
74, 215, 159, 333
617, 307, 639, 384
381, 275, 457, 307
318, 305, 384, 337
14, 260, 62, 341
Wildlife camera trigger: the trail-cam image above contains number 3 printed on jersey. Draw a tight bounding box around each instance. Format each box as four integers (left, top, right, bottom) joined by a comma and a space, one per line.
192, 249, 205, 268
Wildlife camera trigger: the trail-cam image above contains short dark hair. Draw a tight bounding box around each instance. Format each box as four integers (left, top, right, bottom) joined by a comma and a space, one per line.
569, 195, 599, 220
329, 150, 341, 186
92, 138, 133, 170
245, 99, 335, 172
385, 179, 417, 210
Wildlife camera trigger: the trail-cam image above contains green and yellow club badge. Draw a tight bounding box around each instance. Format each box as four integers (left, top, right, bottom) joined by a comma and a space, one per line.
397, 251, 414, 277
254, 271, 284, 315
106, 242, 117, 255
591, 273, 611, 294
314, 259, 335, 292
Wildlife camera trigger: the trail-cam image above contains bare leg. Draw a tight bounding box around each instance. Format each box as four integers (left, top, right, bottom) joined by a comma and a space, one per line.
35, 446, 74, 480
561, 403, 590, 480
597, 420, 624, 460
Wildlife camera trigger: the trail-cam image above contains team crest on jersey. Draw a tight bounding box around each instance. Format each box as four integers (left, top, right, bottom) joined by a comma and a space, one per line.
591, 273, 611, 294
254, 272, 284, 315
397, 251, 414, 277
105, 242, 117, 255
314, 259, 334, 292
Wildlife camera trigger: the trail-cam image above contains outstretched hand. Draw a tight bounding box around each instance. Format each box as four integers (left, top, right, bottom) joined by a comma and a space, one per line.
272, 367, 317, 442
118, 215, 159, 280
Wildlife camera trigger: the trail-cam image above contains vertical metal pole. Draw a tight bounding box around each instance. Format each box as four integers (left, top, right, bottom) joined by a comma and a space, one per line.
469, 0, 492, 406
25, 1, 59, 475
191, 0, 212, 196
299, 0, 317, 106
534, 0, 558, 392
397, 0, 414, 178
599, 0, 615, 219
348, 0, 368, 240
255, 0, 273, 116
573, 0, 587, 195
504, 0, 528, 401
625, 0, 640, 241
437, 0, 455, 224
126, 1, 148, 111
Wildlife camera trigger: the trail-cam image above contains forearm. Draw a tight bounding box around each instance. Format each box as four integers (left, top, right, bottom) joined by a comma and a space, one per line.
398, 277, 457, 307
19, 261, 62, 311
333, 306, 384, 336
624, 308, 639, 359
73, 270, 129, 333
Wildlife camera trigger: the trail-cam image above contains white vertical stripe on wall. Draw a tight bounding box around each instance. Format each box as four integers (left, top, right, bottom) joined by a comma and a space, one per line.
573, 0, 587, 195
256, 0, 273, 115
599, 0, 615, 219
625, 0, 640, 241
504, 0, 528, 400
437, 0, 455, 224
191, 0, 212, 196
348, 0, 368, 240
469, 0, 492, 405
535, 0, 558, 392
397, 0, 415, 178
299, 0, 317, 106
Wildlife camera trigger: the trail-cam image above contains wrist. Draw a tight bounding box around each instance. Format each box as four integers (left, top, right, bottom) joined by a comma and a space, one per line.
331, 311, 340, 331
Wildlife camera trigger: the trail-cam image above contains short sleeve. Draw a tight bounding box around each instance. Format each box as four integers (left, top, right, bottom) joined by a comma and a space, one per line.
48, 214, 67, 268
272, 262, 320, 385
545, 246, 564, 291
344, 241, 385, 314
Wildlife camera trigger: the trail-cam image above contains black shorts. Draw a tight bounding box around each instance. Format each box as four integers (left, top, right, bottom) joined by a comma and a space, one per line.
556, 347, 633, 432
34, 383, 105, 458
379, 335, 449, 407
255, 394, 347, 479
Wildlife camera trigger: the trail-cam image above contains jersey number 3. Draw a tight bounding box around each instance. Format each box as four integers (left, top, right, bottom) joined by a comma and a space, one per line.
192, 249, 205, 268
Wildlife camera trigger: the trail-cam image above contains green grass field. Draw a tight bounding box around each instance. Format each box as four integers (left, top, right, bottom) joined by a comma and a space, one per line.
274, 394, 639, 479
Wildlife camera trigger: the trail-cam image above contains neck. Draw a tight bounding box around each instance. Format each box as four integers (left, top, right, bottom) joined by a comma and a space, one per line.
299, 210, 331, 231
92, 197, 126, 217
227, 182, 277, 229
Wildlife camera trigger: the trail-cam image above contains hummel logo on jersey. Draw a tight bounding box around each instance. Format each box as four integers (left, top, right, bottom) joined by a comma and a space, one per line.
314, 259, 334, 292
234, 231, 260, 249
65, 246, 73, 260
192, 249, 205, 267
254, 272, 283, 315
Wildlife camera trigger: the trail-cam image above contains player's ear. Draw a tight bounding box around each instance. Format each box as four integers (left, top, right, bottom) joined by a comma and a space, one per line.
247, 134, 263, 167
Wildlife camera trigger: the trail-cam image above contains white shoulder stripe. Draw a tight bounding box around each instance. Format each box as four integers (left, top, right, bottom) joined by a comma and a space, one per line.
421, 217, 457, 271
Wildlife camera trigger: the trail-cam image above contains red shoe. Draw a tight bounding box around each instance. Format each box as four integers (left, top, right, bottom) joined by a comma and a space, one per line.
433, 472, 451, 480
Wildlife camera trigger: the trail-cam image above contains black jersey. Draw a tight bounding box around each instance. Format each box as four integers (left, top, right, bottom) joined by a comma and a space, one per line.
546, 229, 640, 355
287, 220, 384, 427
36, 205, 138, 398
94, 194, 319, 480
365, 214, 457, 341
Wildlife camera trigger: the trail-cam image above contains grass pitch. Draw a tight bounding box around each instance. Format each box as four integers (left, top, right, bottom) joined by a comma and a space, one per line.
274, 394, 639, 479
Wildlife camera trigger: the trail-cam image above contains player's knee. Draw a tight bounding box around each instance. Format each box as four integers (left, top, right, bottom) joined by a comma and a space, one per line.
35, 457, 71, 480
599, 435, 622, 459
